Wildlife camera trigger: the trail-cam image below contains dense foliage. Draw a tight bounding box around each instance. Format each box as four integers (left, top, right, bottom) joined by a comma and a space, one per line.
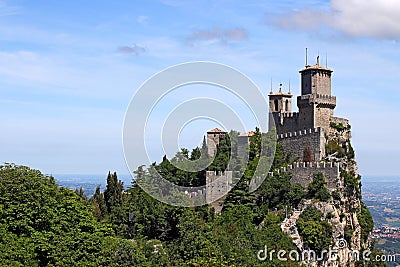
358, 202, 374, 243
306, 172, 331, 202
0, 164, 161, 266
296, 207, 332, 254
0, 128, 379, 266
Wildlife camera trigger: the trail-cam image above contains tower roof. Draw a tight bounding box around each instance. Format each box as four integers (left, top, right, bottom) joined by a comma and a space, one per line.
207, 128, 226, 133
299, 63, 333, 73
238, 131, 255, 137
268, 91, 292, 97
269, 82, 292, 96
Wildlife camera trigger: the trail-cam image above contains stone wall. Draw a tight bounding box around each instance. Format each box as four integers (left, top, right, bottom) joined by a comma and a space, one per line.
313, 71, 332, 96
281, 161, 340, 190
315, 105, 334, 130
237, 135, 249, 158
248, 161, 340, 191
207, 132, 226, 156
278, 127, 326, 161
206, 171, 233, 213
271, 112, 301, 134
297, 105, 315, 130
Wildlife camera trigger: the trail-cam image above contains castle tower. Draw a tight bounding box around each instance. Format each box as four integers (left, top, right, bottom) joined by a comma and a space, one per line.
268, 83, 293, 113
297, 59, 336, 130
207, 128, 227, 156
268, 83, 294, 133
299, 57, 333, 96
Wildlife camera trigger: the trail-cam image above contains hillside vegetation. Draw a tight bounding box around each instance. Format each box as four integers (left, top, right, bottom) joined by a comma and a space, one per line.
0, 129, 382, 266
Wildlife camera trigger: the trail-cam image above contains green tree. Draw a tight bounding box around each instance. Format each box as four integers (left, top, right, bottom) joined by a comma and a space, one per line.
358, 202, 374, 243
307, 172, 331, 201
90, 186, 107, 221
0, 163, 145, 266
104, 171, 124, 214
297, 206, 332, 253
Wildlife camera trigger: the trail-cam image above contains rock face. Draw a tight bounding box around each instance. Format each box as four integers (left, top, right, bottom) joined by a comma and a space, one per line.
203, 60, 371, 266
267, 60, 367, 266
280, 123, 364, 267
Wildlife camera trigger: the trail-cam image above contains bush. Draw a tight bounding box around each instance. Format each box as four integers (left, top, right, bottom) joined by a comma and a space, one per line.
307, 172, 331, 202
297, 207, 332, 253
330, 122, 345, 131
325, 139, 345, 157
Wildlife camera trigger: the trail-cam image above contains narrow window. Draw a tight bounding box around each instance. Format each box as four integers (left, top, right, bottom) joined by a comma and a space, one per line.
274, 99, 278, 111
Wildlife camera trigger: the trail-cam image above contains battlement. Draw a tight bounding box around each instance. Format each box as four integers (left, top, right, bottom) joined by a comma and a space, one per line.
277, 112, 300, 118
299, 94, 336, 100
277, 127, 322, 140
206, 170, 231, 177
271, 161, 341, 190
297, 94, 336, 107
275, 161, 339, 172
187, 161, 341, 211
248, 161, 341, 193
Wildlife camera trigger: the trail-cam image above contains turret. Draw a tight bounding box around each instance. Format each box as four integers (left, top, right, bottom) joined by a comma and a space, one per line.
207, 128, 227, 156
268, 83, 293, 113
297, 58, 336, 130
299, 57, 333, 96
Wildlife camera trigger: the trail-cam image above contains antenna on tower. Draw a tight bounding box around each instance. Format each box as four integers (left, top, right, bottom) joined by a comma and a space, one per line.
288, 79, 291, 93
326, 52, 328, 67
270, 78, 273, 94
305, 47, 308, 66
317, 51, 320, 65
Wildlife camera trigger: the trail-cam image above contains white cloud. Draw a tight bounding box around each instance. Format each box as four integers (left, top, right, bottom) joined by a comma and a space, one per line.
332, 0, 400, 39
117, 44, 146, 55
187, 27, 248, 46
266, 0, 400, 40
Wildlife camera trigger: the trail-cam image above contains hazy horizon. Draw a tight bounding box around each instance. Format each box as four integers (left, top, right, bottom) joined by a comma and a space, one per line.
2, 0, 400, 176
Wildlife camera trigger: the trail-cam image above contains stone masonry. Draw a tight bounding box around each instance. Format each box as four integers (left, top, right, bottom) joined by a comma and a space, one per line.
269, 59, 346, 163
207, 128, 227, 157
205, 170, 233, 214
203, 58, 348, 211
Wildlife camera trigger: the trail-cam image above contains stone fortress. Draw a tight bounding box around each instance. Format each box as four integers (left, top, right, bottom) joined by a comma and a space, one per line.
203, 57, 353, 211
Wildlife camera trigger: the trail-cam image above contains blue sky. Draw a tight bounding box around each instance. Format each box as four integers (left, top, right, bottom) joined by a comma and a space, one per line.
1, 0, 400, 176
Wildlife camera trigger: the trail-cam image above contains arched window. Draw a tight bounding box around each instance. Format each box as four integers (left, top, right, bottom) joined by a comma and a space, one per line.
285, 100, 289, 111
274, 99, 278, 111
303, 147, 313, 162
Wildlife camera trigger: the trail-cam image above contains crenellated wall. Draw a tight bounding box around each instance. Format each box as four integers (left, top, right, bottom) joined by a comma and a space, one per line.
250, 162, 340, 191
205, 171, 233, 213
271, 112, 300, 134
278, 127, 326, 162
187, 161, 340, 213
278, 161, 340, 190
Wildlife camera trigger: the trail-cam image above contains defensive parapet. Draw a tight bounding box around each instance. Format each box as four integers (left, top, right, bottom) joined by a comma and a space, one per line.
278, 127, 326, 161
187, 161, 340, 212
277, 127, 321, 140
247, 161, 340, 193
297, 94, 337, 108
275, 161, 340, 190
270, 112, 301, 134
280, 112, 300, 118
205, 171, 233, 213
